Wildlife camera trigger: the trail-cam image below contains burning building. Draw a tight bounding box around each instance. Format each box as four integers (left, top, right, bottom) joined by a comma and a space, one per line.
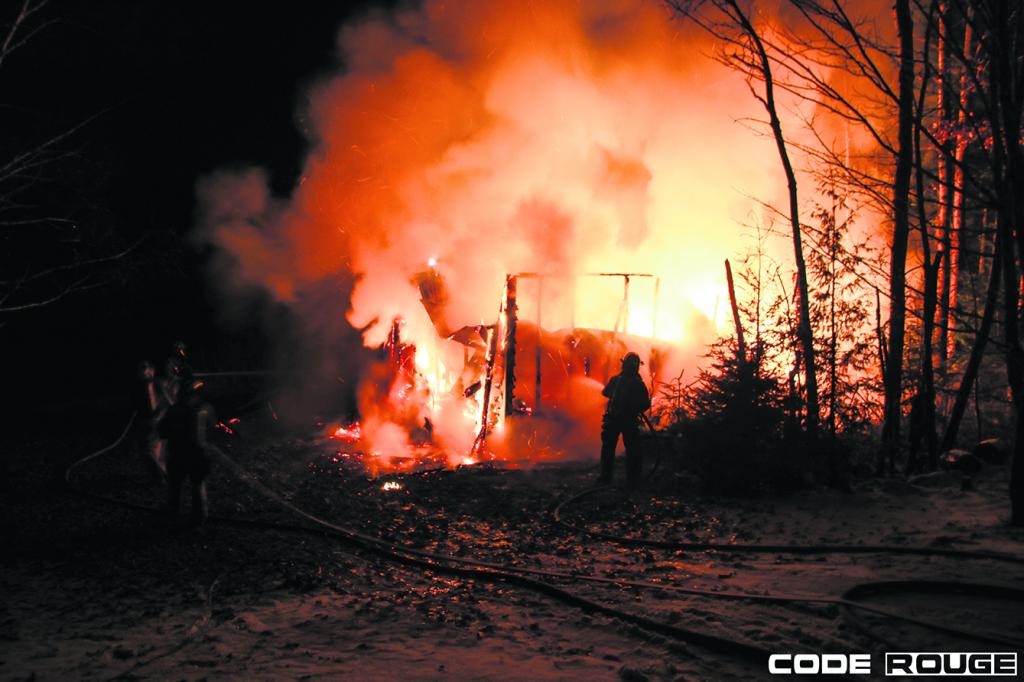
359, 263, 678, 468
199, 0, 807, 470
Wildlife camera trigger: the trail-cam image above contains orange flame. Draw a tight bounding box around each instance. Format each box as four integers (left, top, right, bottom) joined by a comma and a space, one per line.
200, 0, 838, 471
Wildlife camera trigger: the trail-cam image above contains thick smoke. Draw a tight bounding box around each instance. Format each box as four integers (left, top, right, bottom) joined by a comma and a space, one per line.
197, 0, 803, 461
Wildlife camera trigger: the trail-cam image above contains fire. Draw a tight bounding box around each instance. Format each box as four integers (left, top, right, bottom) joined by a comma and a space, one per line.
330, 424, 361, 441
200, 0, 817, 472
215, 417, 241, 436
381, 481, 402, 492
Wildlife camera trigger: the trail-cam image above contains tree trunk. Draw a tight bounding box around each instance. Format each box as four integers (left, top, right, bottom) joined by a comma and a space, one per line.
994, 16, 1024, 526
725, 0, 819, 434
829, 202, 838, 435
725, 259, 747, 364
920, 253, 941, 471
935, 0, 953, 376
913, 1, 939, 472
939, 231, 1000, 454
880, 0, 916, 474
998, 205, 1024, 525
943, 16, 972, 375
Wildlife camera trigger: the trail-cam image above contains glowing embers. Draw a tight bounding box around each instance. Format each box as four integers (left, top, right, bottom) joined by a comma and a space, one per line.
381, 480, 403, 492
215, 417, 242, 436
330, 423, 362, 441
322, 417, 454, 476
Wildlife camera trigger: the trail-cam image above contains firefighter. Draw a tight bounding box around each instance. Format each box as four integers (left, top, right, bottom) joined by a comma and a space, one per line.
160, 340, 194, 406
133, 360, 167, 482
599, 352, 651, 485
160, 379, 216, 526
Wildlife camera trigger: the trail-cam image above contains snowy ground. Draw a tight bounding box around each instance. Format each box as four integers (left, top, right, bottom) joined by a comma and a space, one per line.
3, 412, 1024, 680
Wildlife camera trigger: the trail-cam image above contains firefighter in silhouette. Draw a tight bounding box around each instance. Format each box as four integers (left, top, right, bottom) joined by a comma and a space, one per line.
160, 379, 215, 526
132, 360, 167, 482
600, 352, 651, 485
160, 340, 194, 406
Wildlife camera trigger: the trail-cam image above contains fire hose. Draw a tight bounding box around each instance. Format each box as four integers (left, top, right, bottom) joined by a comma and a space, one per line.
65, 414, 1024, 663
64, 414, 771, 659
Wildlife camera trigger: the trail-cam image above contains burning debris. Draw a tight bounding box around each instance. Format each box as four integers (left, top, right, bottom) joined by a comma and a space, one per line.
315, 262, 678, 473
330, 424, 361, 442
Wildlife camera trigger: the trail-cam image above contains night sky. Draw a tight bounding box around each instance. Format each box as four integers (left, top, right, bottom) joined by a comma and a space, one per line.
2, 0, 388, 409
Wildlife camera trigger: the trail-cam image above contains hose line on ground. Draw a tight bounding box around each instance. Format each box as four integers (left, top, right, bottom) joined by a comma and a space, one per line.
65, 416, 771, 660
64, 415, 1024, 660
